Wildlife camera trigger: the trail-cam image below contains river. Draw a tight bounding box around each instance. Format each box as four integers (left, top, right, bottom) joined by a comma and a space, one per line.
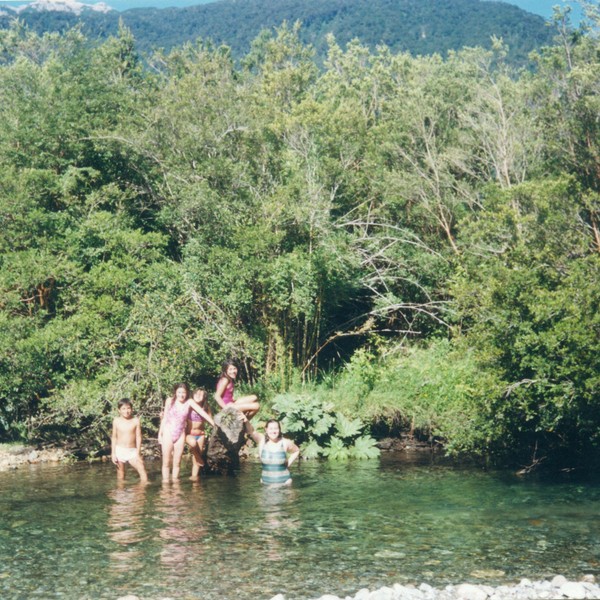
1, 452, 598, 599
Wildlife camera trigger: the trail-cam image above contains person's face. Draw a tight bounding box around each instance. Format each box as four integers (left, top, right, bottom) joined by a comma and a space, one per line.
193, 390, 205, 403
175, 386, 187, 402
226, 365, 238, 379
118, 404, 133, 419
266, 422, 281, 441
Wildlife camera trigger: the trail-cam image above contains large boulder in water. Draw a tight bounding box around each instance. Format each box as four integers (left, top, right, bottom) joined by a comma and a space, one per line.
206, 406, 246, 474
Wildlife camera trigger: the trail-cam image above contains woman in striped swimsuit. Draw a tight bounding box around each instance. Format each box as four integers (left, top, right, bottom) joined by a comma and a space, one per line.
245, 419, 300, 485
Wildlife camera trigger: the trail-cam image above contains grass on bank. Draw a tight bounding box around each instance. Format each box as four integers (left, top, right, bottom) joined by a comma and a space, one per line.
265, 339, 505, 460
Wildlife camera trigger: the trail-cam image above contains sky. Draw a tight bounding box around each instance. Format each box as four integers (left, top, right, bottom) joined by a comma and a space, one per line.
506, 0, 585, 21
0, 0, 586, 22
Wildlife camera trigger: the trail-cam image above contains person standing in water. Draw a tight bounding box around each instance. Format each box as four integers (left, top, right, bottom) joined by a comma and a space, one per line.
245, 419, 300, 485
159, 383, 216, 482
214, 360, 260, 420
111, 398, 148, 482
185, 388, 212, 480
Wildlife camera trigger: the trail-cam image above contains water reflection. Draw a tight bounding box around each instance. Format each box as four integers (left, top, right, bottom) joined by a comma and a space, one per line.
1, 457, 599, 600
106, 481, 148, 573
155, 482, 194, 570
259, 485, 299, 563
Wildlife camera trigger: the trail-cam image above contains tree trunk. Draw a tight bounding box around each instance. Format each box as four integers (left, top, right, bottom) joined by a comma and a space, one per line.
205, 406, 246, 474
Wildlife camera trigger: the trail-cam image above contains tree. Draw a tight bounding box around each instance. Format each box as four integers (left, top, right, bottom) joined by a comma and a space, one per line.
452, 178, 600, 465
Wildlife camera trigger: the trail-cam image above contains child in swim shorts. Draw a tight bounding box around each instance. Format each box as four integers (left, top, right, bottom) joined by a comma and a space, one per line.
111, 398, 148, 482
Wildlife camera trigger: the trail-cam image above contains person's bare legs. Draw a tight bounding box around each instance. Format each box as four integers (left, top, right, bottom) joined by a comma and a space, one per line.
130, 455, 149, 483
197, 434, 206, 464
116, 461, 126, 480
162, 437, 174, 482
234, 395, 259, 420
171, 435, 185, 480
186, 434, 204, 480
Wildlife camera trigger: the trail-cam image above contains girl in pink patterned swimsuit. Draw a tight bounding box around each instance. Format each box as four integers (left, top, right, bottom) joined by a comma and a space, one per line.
159, 383, 216, 482
215, 360, 260, 420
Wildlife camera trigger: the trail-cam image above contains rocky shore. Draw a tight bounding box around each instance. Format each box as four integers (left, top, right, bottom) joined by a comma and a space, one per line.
264, 576, 599, 600
0, 443, 70, 470
115, 576, 599, 600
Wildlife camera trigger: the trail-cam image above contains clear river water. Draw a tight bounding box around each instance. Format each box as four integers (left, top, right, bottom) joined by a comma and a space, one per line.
1, 452, 599, 599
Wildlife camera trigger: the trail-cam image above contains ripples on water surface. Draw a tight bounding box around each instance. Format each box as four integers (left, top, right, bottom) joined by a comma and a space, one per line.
1, 453, 599, 599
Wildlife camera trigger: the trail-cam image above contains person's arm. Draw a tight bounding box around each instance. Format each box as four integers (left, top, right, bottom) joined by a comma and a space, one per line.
284, 438, 300, 468
244, 420, 264, 445
157, 398, 168, 444
135, 417, 142, 453
111, 419, 118, 464
214, 377, 229, 410
190, 400, 216, 427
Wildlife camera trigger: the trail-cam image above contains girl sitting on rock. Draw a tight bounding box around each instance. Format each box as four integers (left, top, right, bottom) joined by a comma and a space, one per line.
214, 360, 260, 420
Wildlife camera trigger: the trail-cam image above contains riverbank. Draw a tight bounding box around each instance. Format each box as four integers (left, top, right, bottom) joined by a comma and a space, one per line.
0, 434, 432, 472
113, 576, 600, 600
262, 576, 599, 600
0, 443, 70, 470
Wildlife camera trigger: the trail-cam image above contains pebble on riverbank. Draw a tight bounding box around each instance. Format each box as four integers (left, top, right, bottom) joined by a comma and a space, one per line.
114, 577, 599, 600
260, 575, 599, 600
0, 444, 70, 471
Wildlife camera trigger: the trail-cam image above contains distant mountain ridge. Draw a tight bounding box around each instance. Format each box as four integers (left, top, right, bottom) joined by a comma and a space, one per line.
0, 0, 556, 63
0, 0, 111, 14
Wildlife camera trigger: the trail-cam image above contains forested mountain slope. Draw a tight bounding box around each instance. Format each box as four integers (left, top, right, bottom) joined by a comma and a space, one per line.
1, 7, 597, 468
0, 0, 554, 63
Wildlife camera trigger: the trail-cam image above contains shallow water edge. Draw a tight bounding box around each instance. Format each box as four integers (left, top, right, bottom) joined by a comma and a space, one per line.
2, 451, 600, 600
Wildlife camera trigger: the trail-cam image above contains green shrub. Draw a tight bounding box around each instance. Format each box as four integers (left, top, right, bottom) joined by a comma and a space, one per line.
270, 392, 380, 460
293, 339, 505, 457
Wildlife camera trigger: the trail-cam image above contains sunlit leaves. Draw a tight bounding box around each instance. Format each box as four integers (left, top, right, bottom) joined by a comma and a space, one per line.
271, 392, 378, 460
350, 435, 381, 460
0, 18, 598, 468
452, 177, 600, 462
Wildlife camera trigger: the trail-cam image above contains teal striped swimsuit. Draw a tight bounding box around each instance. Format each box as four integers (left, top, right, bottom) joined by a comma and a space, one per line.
260, 439, 291, 485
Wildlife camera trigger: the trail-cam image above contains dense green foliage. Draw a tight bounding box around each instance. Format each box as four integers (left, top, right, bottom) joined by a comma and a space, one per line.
271, 392, 380, 460
0, 5, 598, 467
0, 0, 554, 65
